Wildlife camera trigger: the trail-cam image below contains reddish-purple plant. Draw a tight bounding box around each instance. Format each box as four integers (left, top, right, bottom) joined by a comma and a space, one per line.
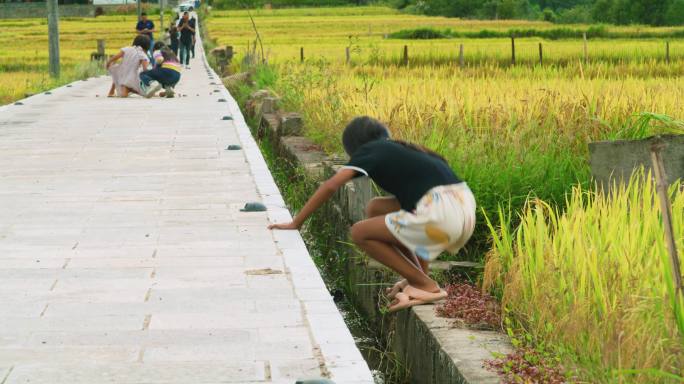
435, 283, 501, 328
484, 348, 569, 384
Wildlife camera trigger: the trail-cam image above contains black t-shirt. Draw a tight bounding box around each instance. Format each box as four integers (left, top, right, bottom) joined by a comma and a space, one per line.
343, 139, 461, 211
177, 18, 196, 44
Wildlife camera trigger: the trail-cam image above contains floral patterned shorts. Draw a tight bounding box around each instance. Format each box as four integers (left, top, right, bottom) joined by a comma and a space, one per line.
385, 183, 476, 261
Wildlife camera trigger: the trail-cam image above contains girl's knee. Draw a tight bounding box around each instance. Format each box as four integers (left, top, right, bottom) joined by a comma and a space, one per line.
350, 222, 366, 245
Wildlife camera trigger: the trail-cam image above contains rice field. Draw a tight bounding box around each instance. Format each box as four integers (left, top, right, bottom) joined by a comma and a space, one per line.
0, 15, 155, 104
209, 7, 684, 67
206, 6, 684, 382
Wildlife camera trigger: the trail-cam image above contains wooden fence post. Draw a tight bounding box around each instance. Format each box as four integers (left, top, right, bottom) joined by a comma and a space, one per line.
511, 35, 516, 65
666, 41, 671, 64
300, 47, 304, 63
345, 47, 350, 64
583, 32, 588, 63
403, 45, 408, 66
97, 39, 105, 57
459, 44, 464, 68
538, 42, 543, 66
160, 0, 164, 32
650, 138, 684, 301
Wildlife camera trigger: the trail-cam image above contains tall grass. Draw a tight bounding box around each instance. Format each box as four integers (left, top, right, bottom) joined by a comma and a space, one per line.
483, 171, 684, 383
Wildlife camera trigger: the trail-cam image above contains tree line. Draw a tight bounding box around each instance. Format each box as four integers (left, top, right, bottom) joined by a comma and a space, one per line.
211, 0, 684, 25
393, 0, 684, 25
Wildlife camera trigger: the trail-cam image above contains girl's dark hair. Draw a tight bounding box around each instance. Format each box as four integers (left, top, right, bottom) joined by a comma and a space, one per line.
343, 116, 448, 163
160, 46, 178, 62
342, 116, 390, 156
393, 139, 448, 163
153, 41, 166, 51
152, 41, 177, 62
132, 34, 151, 52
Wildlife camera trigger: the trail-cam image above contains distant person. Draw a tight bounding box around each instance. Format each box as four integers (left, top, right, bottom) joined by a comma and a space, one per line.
135, 12, 155, 56
269, 116, 476, 312
168, 25, 179, 56
140, 42, 182, 98
106, 35, 151, 97
162, 27, 171, 46
188, 7, 197, 59
177, 11, 195, 69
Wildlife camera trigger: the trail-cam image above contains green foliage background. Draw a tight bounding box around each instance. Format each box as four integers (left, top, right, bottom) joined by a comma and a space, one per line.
210, 0, 684, 26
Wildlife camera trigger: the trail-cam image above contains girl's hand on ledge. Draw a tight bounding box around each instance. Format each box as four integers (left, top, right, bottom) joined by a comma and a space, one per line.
268, 222, 300, 230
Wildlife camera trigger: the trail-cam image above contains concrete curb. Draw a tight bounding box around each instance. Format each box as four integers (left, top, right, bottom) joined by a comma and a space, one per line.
201, 47, 375, 383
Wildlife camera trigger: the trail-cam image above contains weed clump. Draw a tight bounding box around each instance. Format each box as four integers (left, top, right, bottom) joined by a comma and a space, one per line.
436, 283, 501, 329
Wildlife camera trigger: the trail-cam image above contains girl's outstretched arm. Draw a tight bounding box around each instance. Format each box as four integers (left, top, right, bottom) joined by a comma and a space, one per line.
105, 51, 124, 69
268, 168, 356, 230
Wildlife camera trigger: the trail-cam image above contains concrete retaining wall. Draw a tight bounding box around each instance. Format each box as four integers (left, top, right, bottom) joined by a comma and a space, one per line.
246, 90, 512, 384
589, 134, 684, 188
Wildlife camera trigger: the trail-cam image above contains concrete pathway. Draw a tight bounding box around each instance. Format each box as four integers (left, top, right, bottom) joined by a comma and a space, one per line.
0, 45, 373, 383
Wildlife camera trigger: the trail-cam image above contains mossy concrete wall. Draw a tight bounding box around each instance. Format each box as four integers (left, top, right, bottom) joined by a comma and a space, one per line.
589, 134, 684, 188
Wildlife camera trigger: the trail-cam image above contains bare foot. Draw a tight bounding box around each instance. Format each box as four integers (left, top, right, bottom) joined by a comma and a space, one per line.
410, 281, 441, 294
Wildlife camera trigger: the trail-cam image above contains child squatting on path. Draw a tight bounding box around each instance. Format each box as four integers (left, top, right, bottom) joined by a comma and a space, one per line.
140, 42, 182, 98
269, 116, 476, 312
106, 35, 151, 98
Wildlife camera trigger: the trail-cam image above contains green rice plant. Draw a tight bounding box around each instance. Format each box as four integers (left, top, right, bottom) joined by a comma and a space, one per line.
610, 112, 684, 140
483, 170, 684, 382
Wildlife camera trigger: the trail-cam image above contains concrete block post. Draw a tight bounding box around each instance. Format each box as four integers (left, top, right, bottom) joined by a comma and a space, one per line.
349, 177, 373, 223
279, 113, 304, 136
589, 134, 684, 190
260, 97, 280, 115
47, 0, 60, 78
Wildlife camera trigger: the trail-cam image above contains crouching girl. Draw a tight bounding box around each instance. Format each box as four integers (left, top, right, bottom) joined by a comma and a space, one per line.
106, 35, 150, 97
269, 116, 476, 312
140, 42, 182, 98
